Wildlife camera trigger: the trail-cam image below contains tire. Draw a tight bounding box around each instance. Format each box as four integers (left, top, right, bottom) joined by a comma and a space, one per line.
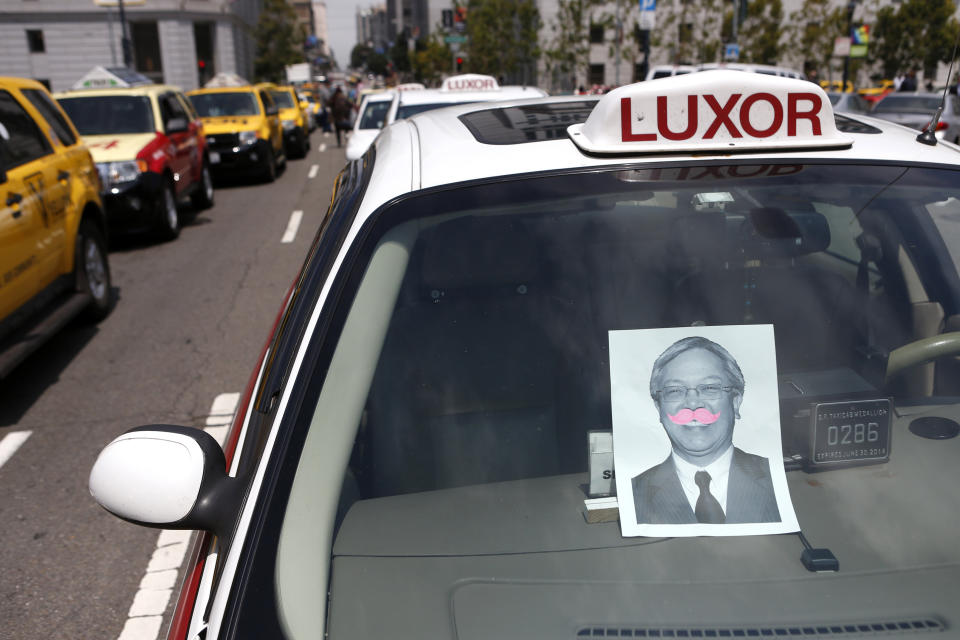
76, 220, 112, 322
299, 129, 311, 158
261, 146, 277, 183
156, 180, 181, 241
190, 163, 215, 210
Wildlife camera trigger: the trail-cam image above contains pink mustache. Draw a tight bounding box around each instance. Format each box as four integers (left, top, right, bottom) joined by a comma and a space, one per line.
668, 408, 721, 425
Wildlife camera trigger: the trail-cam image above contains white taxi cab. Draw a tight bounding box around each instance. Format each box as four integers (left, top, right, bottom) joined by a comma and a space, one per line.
345, 74, 548, 160
91, 71, 960, 639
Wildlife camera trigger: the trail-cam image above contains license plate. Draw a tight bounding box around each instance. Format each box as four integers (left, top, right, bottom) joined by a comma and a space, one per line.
209, 151, 220, 164
809, 399, 892, 468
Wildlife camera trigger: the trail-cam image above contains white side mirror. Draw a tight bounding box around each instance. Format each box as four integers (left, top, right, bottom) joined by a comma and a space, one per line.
89, 425, 240, 534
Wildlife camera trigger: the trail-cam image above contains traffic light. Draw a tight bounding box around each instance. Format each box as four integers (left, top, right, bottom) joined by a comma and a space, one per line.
456, 56, 463, 71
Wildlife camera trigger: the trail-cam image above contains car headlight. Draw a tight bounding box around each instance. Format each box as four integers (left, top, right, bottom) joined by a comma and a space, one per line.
95, 160, 145, 189
239, 130, 258, 146
282, 119, 296, 131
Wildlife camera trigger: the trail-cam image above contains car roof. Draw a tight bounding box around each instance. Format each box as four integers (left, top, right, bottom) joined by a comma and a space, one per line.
361, 76, 960, 219
396, 85, 547, 106
0, 76, 51, 91
54, 84, 181, 98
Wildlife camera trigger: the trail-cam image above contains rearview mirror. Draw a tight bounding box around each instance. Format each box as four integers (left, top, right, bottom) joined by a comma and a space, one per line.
89, 425, 243, 538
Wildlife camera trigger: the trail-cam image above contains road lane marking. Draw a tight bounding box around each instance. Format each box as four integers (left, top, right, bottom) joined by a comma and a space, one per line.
308, 164, 319, 179
0, 430, 31, 471
318, 143, 327, 153
281, 210, 303, 244
117, 393, 240, 640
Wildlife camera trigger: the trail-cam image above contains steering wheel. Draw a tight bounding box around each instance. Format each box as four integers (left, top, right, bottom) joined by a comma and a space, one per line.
884, 331, 960, 381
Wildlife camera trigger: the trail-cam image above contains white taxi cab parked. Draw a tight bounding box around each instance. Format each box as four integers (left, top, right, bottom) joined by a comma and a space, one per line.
343, 90, 395, 161
345, 74, 548, 160
91, 71, 960, 639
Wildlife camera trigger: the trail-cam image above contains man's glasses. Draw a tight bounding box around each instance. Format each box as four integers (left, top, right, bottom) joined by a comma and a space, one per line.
657, 384, 733, 402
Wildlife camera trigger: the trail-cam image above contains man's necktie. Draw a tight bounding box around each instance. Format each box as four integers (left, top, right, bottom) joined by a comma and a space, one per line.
694, 470, 726, 524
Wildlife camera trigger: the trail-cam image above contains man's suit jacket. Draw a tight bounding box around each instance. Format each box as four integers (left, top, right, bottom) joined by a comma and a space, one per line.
631, 447, 781, 524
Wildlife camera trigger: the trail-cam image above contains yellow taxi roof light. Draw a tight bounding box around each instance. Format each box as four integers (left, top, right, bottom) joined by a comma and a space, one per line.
568, 70, 851, 155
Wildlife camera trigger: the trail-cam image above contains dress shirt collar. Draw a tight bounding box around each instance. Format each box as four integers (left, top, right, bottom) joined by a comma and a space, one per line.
671, 444, 734, 513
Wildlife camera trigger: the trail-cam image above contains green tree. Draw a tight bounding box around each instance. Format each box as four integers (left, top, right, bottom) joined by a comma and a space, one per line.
543, 0, 604, 90
351, 44, 373, 70
785, 0, 848, 76
413, 34, 454, 85
652, 0, 724, 65
390, 37, 412, 76
738, 0, 784, 64
871, 0, 960, 79
253, 0, 305, 83
464, 0, 541, 82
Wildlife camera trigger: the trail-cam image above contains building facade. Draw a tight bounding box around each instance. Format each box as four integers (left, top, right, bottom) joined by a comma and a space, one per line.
0, 0, 260, 92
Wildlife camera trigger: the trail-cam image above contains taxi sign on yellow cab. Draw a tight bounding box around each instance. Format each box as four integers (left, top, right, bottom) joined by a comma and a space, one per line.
568, 70, 851, 154
441, 74, 500, 92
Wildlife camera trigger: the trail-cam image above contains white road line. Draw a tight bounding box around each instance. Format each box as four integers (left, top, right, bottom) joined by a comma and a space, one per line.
318, 143, 327, 153
0, 430, 31, 471
308, 164, 319, 179
117, 393, 240, 640
281, 210, 303, 244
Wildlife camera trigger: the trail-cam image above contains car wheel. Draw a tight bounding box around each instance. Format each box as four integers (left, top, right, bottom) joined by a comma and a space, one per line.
190, 163, 215, 210
261, 147, 277, 183
157, 180, 181, 241
76, 219, 112, 321
300, 130, 311, 158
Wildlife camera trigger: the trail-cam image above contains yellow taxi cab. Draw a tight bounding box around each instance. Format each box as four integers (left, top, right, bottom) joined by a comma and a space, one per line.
186, 81, 286, 183
55, 71, 214, 241
269, 85, 312, 159
0, 76, 111, 378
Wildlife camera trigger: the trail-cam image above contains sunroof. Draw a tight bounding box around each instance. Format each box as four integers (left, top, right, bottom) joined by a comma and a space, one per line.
459, 100, 597, 145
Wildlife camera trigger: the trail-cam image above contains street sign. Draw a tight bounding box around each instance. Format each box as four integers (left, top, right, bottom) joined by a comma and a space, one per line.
639, 0, 656, 10
833, 37, 851, 57
444, 35, 467, 44
639, 11, 656, 29
724, 43, 740, 61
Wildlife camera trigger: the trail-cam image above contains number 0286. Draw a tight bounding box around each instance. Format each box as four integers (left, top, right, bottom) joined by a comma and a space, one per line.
810, 399, 891, 466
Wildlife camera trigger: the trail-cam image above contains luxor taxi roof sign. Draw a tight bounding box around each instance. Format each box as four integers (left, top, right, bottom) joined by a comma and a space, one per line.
440, 74, 500, 92
568, 70, 851, 155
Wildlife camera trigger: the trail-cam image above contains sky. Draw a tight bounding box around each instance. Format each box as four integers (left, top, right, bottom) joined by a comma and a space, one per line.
326, 0, 371, 68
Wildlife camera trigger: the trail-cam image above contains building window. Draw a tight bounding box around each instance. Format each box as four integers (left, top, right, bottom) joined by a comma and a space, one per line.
194, 22, 216, 86
589, 63, 605, 86
589, 23, 604, 44
26, 30, 45, 53
132, 21, 164, 83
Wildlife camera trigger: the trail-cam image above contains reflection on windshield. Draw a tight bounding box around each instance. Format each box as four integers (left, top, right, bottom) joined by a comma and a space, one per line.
188, 92, 259, 117
58, 96, 153, 135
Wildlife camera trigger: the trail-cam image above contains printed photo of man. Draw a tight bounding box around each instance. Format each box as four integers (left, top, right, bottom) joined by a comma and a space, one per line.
631, 336, 781, 525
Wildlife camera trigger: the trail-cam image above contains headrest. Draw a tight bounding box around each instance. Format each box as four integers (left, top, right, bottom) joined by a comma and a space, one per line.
741, 207, 830, 257
420, 217, 541, 290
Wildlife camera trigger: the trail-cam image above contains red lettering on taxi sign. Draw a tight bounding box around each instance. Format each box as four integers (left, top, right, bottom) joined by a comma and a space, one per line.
569, 70, 850, 154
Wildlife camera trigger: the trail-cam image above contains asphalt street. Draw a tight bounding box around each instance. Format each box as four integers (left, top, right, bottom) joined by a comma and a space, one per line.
0, 132, 346, 640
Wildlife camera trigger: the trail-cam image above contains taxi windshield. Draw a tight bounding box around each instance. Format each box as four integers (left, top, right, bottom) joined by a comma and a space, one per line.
270, 90, 296, 109
187, 91, 259, 117
57, 95, 153, 135
873, 95, 942, 113
280, 161, 960, 637
358, 101, 391, 129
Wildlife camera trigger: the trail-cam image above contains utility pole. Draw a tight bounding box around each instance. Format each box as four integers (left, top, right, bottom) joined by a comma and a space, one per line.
841, 0, 856, 92
117, 0, 133, 68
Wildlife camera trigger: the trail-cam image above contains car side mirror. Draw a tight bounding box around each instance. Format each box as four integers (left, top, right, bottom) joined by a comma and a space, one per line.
89, 425, 244, 540
165, 117, 189, 134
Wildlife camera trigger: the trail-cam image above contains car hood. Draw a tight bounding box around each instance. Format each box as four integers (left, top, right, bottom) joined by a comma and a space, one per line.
82, 133, 158, 162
